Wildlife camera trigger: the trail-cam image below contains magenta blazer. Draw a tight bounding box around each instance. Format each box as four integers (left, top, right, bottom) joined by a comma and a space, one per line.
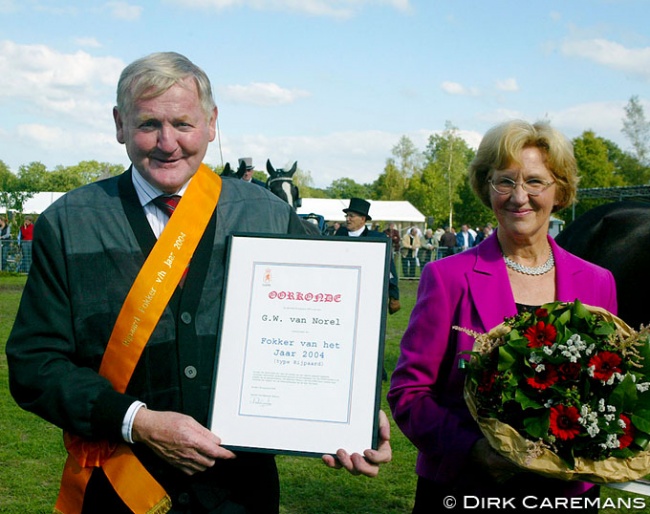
388, 232, 617, 491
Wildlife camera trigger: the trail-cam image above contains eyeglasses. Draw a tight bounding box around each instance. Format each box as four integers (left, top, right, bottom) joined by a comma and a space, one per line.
488, 177, 555, 196
345, 213, 360, 218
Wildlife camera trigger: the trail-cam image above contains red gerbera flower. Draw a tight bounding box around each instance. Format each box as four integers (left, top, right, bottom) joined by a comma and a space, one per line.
478, 369, 499, 394
557, 362, 582, 381
619, 414, 635, 449
589, 351, 622, 382
549, 404, 581, 441
524, 321, 557, 348
526, 364, 559, 390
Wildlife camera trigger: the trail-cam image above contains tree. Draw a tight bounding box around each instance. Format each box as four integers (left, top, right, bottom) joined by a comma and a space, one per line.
326, 177, 369, 199
622, 95, 650, 165
602, 138, 650, 186
17, 162, 49, 192
568, 131, 625, 220
372, 136, 421, 200
46, 161, 123, 191
0, 160, 34, 215
412, 122, 475, 228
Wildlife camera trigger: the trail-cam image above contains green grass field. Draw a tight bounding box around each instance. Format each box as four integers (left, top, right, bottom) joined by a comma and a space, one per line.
0, 275, 647, 513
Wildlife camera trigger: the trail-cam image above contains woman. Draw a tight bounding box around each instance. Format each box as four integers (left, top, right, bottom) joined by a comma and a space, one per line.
388, 120, 617, 513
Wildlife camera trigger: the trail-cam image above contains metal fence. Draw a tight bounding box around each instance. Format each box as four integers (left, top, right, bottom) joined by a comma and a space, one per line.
0, 239, 32, 273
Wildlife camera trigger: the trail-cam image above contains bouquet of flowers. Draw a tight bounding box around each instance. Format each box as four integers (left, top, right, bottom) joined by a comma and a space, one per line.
462, 299, 650, 483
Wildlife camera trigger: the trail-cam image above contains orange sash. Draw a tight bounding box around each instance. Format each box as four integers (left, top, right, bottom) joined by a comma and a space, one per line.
54, 165, 222, 514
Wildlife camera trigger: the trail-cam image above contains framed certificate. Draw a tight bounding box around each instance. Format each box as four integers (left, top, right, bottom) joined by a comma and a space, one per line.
208, 233, 390, 457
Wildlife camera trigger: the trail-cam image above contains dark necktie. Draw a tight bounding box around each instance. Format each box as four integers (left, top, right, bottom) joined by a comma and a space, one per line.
151, 194, 187, 286
152, 195, 181, 218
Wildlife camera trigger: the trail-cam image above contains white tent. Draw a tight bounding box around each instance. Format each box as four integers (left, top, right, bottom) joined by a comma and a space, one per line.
22, 192, 66, 214
297, 199, 425, 224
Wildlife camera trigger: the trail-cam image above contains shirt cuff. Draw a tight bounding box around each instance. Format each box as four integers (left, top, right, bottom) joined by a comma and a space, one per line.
121, 401, 147, 444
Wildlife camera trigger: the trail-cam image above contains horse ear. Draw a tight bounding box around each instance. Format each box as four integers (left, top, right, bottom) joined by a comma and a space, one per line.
266, 159, 275, 176
237, 160, 247, 179
288, 161, 297, 176
221, 162, 232, 176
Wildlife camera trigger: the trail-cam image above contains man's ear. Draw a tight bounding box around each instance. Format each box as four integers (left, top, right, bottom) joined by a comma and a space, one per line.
208, 106, 218, 142
113, 107, 125, 144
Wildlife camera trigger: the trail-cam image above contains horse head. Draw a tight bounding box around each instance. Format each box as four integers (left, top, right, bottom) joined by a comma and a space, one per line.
266, 159, 301, 210
220, 160, 247, 179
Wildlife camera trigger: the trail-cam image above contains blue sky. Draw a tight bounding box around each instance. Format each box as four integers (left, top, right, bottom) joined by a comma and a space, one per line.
1, 0, 649, 188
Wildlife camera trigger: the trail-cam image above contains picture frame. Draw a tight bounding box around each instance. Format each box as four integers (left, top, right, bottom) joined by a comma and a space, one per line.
208, 233, 390, 457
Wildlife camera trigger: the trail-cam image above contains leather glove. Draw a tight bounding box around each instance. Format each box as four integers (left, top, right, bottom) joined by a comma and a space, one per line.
388, 297, 401, 315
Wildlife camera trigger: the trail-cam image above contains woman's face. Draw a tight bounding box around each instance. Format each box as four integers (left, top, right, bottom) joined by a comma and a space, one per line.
489, 146, 558, 242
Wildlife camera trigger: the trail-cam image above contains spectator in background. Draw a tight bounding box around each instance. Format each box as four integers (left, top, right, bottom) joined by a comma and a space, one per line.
455, 223, 475, 251
18, 216, 34, 273
439, 225, 457, 258
419, 228, 438, 268
0, 216, 11, 271
384, 222, 401, 257
238, 157, 267, 187
401, 227, 421, 278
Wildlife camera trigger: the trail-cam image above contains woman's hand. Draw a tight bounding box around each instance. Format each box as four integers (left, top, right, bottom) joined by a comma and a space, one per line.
321, 410, 392, 477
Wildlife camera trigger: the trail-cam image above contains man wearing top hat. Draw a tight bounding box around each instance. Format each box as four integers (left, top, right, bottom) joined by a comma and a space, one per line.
335, 198, 400, 315
239, 157, 267, 187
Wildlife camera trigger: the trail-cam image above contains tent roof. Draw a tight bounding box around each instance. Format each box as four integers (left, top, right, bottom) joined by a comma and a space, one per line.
23, 192, 66, 214
297, 199, 425, 223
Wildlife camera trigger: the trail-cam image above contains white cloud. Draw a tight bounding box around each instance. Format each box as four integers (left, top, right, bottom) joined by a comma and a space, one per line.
441, 81, 480, 97
164, 0, 412, 18
207, 126, 481, 189
74, 37, 102, 48
495, 78, 518, 92
561, 38, 650, 81
218, 82, 310, 106
0, 0, 18, 13
545, 101, 626, 141
104, 1, 143, 21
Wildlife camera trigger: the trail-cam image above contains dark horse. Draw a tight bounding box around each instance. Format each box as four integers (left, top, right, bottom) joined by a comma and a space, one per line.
220, 160, 246, 179
266, 159, 301, 210
555, 201, 650, 328
265, 159, 323, 235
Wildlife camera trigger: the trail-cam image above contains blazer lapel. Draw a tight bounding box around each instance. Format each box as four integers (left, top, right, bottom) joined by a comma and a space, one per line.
468, 234, 517, 332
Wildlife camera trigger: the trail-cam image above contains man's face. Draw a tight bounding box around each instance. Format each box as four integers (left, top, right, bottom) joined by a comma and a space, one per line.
345, 212, 366, 232
113, 77, 217, 194
242, 169, 254, 182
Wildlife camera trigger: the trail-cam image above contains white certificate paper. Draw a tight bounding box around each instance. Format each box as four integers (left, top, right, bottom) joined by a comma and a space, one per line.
209, 234, 389, 457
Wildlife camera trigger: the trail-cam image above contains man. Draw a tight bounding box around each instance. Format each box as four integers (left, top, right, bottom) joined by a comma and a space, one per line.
6, 52, 389, 514
383, 222, 401, 257
238, 157, 266, 187
335, 198, 400, 314
439, 225, 457, 258
456, 223, 476, 251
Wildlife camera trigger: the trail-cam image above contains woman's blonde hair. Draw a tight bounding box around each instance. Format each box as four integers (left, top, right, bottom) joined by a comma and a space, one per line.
469, 119, 579, 211
116, 51, 216, 121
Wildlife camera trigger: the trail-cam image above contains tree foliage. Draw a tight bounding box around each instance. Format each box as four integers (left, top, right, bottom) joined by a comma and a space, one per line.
326, 177, 370, 199
622, 95, 650, 165
409, 122, 475, 228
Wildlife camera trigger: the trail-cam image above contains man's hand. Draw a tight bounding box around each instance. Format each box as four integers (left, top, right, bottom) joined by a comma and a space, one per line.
321, 410, 392, 478
132, 408, 236, 475
388, 297, 401, 315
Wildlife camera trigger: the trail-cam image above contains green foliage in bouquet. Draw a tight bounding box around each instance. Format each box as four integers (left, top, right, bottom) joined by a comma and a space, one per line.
464, 300, 650, 469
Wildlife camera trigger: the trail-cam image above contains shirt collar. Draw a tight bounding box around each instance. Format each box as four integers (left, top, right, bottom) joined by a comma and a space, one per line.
131, 166, 191, 207
348, 226, 366, 237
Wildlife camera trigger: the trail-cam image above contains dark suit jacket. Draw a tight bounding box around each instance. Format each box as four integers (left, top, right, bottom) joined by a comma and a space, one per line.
388, 232, 617, 496
6, 169, 306, 512
335, 225, 399, 300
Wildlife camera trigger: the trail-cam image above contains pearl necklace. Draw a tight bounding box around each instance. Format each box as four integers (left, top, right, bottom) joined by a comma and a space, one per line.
503, 247, 555, 276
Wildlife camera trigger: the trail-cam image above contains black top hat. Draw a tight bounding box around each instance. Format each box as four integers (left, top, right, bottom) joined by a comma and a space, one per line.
238, 157, 254, 170
343, 198, 372, 221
